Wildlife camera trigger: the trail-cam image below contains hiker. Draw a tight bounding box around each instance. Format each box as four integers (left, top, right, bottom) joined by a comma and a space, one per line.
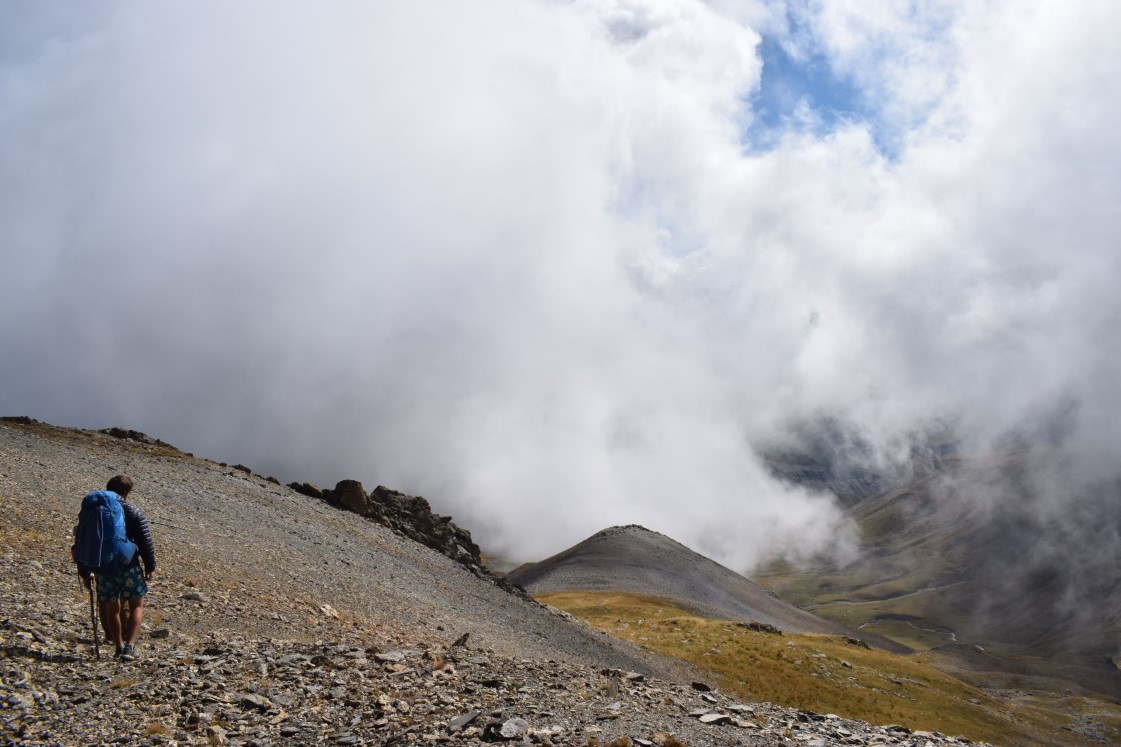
76, 475, 157, 660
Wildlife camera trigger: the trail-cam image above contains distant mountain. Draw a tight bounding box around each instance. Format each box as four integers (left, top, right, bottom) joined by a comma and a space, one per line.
509, 524, 909, 653
758, 416, 956, 507
755, 452, 1121, 701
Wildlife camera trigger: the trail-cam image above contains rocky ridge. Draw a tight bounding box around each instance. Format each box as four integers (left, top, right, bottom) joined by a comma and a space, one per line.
1, 420, 992, 746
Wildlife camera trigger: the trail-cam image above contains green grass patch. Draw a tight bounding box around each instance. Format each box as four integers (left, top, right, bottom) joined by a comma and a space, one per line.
540, 590, 1120, 747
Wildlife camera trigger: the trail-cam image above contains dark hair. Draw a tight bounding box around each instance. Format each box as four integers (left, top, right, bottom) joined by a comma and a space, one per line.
106, 475, 133, 497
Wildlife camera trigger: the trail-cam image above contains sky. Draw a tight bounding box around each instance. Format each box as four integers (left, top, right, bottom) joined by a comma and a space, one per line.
2, 0, 1119, 569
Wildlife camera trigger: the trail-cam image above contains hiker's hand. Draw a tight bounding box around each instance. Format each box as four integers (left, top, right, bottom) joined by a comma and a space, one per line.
145, 571, 154, 581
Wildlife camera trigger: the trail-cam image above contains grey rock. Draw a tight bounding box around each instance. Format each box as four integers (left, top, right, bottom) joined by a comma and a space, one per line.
499, 717, 529, 739
239, 692, 273, 711
449, 710, 482, 729
699, 713, 732, 725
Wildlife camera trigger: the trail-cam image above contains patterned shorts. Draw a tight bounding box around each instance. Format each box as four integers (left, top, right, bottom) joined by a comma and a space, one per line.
96, 565, 148, 603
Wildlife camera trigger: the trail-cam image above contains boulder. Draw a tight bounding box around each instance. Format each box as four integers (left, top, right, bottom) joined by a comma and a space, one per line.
333, 480, 369, 514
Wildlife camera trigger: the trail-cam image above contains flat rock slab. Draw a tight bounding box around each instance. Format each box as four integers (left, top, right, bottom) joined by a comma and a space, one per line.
699, 713, 732, 725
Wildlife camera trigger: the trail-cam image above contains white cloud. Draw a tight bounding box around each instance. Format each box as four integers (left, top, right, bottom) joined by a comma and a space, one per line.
1, 0, 1119, 569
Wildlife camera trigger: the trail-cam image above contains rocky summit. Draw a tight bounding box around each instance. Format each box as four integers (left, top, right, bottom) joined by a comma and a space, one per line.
1, 419, 991, 746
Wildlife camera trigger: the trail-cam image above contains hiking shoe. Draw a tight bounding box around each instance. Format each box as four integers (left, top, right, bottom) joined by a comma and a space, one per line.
114, 643, 125, 658
120, 644, 139, 661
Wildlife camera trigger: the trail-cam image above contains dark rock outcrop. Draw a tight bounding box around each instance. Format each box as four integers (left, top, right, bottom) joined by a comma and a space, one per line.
362, 485, 481, 568
100, 427, 157, 443
313, 481, 481, 566
283, 478, 529, 597
314, 481, 482, 570
311, 481, 534, 597
287, 482, 324, 500
98, 426, 177, 450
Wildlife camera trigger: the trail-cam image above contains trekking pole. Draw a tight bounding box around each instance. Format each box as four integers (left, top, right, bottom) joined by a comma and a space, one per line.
88, 577, 100, 660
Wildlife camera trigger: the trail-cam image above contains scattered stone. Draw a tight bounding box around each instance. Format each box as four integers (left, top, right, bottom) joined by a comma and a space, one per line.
699, 712, 733, 725
499, 717, 529, 739
240, 692, 274, 711
449, 710, 482, 729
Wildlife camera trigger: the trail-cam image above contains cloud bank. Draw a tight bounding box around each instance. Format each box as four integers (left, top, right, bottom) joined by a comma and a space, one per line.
2, 1, 1119, 568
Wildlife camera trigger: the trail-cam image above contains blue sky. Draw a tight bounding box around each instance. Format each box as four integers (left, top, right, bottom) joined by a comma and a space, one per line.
745, 33, 881, 154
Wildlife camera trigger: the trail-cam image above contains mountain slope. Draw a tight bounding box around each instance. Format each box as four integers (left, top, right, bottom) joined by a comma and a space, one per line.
0, 420, 689, 675
755, 454, 1121, 702
6, 418, 1117, 745
509, 524, 909, 653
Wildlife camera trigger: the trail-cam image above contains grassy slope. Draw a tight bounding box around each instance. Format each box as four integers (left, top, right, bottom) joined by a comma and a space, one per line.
539, 590, 1121, 747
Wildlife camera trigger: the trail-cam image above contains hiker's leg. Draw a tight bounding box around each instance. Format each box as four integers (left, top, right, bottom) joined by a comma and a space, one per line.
96, 574, 114, 640
103, 598, 123, 646
101, 599, 127, 638
124, 595, 145, 645
119, 599, 130, 637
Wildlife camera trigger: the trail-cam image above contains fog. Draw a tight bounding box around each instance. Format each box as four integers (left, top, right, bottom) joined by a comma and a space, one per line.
2, 1, 1119, 568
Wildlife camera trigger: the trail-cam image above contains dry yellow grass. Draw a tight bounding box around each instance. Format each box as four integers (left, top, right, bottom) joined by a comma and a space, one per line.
539, 590, 1121, 747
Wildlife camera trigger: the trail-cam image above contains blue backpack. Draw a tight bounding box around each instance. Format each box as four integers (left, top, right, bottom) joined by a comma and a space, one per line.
73, 491, 138, 572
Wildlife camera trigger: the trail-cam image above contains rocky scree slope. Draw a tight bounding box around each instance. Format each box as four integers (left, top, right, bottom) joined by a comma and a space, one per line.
1, 419, 989, 746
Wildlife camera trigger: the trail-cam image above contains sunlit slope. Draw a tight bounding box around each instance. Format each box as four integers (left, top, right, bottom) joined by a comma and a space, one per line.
541, 591, 1121, 747
509, 524, 907, 652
